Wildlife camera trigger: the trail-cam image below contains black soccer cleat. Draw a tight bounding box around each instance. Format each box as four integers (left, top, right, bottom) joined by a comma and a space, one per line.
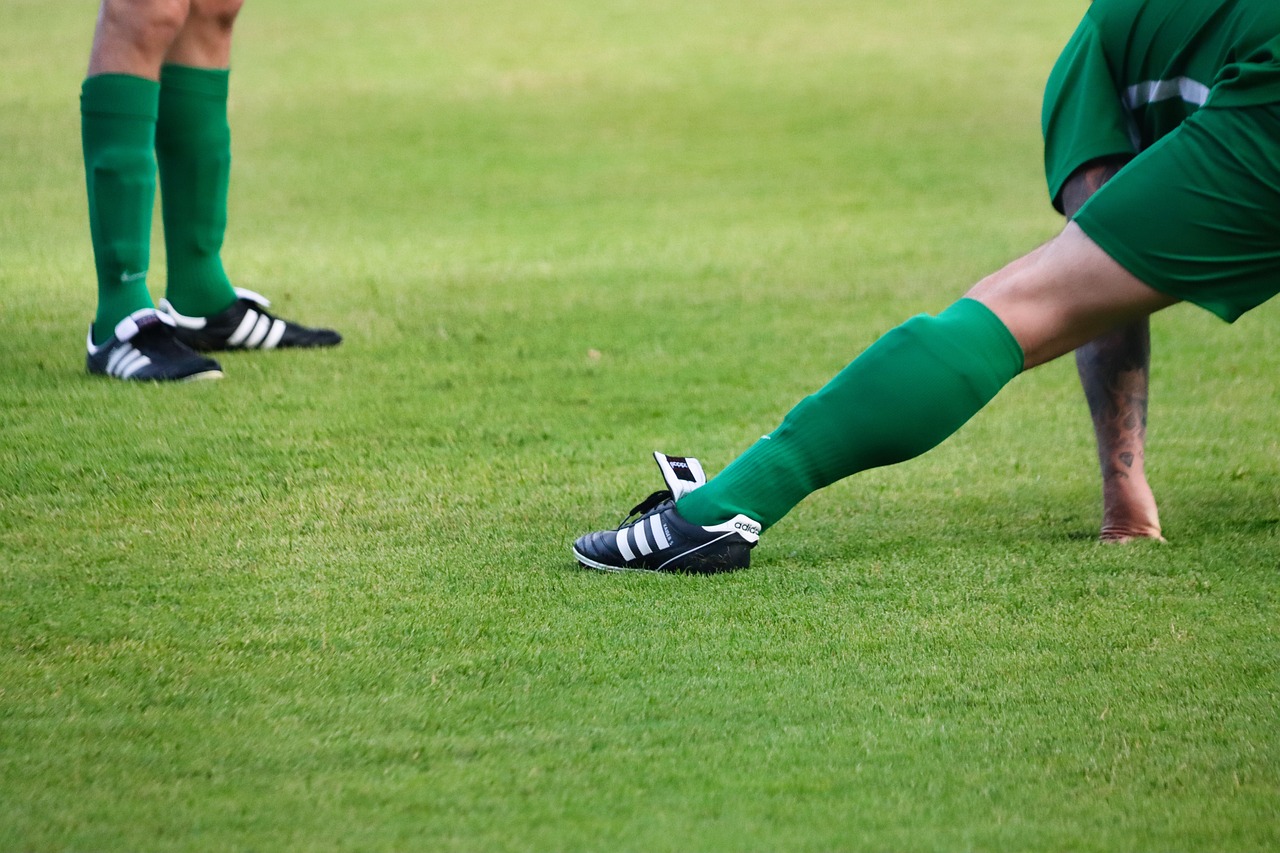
160, 288, 342, 351
86, 308, 224, 382
572, 452, 762, 574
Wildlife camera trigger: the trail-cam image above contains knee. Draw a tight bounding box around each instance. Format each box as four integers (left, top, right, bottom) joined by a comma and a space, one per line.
187, 0, 245, 31
99, 0, 192, 48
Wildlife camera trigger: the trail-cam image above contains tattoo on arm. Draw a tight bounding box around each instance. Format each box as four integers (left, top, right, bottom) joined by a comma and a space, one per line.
1076, 320, 1151, 481
1061, 157, 1129, 219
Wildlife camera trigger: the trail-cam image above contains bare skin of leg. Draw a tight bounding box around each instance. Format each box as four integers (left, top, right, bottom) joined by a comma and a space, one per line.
87, 0, 242, 78
966, 224, 1177, 370
166, 0, 243, 68
965, 218, 1178, 389
1061, 159, 1165, 542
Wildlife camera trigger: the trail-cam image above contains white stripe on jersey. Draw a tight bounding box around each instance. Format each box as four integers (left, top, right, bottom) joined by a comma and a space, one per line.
1123, 77, 1209, 111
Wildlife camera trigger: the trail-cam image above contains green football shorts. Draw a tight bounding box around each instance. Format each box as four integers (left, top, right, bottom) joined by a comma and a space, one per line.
1073, 102, 1280, 323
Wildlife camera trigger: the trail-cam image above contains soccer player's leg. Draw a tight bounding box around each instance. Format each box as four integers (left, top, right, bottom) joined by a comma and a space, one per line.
83, 0, 191, 342
576, 225, 1177, 571
657, 104, 1280, 569
82, 0, 223, 380
154, 0, 341, 352
573, 224, 1179, 573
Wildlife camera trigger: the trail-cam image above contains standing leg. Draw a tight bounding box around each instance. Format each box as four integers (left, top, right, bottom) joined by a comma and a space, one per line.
154, 0, 342, 352
82, 0, 191, 342
155, 0, 244, 318
1075, 319, 1163, 541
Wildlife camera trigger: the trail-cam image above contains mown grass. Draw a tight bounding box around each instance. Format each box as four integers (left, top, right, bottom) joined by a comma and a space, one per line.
1, 0, 1277, 850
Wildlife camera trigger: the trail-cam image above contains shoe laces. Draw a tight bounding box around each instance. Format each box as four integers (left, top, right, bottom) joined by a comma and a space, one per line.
619, 491, 674, 528
132, 323, 192, 359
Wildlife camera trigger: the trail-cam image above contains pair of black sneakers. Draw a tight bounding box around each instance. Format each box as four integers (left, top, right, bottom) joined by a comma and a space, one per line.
86, 289, 341, 382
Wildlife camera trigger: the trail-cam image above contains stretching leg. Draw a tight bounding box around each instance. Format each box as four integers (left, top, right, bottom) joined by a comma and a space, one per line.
677, 224, 1178, 530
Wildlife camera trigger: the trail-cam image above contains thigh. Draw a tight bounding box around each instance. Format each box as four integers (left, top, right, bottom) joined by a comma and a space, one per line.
89, 0, 192, 76
966, 225, 1178, 370
165, 0, 243, 66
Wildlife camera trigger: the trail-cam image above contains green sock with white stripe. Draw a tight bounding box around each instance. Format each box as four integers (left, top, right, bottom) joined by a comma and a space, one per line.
676, 298, 1024, 530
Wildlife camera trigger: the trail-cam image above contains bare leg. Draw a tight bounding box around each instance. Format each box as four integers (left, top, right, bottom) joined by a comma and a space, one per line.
165, 0, 243, 69
620, 223, 1177, 559
1062, 159, 1164, 542
965, 223, 1178, 369
88, 0, 191, 78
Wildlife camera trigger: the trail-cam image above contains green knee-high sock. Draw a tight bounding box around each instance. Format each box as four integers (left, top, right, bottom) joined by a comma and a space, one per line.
82, 74, 160, 343
677, 298, 1024, 530
156, 64, 238, 318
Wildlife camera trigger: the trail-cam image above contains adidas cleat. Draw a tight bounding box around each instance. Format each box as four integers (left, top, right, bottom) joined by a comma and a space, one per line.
572, 452, 761, 574
160, 288, 342, 351
86, 308, 224, 382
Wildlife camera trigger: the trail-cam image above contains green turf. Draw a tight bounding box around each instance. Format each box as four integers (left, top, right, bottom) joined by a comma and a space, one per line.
2, 0, 1278, 850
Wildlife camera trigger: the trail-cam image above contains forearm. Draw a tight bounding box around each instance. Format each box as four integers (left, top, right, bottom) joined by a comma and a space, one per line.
1062, 156, 1163, 541
1075, 319, 1151, 484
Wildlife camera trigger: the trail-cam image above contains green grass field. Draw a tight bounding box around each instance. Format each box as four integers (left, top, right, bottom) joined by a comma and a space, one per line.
2, 1, 1278, 850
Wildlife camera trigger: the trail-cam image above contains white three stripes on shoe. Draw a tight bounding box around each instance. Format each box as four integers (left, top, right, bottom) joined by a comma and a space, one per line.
227, 308, 287, 349
105, 344, 151, 378
615, 514, 673, 562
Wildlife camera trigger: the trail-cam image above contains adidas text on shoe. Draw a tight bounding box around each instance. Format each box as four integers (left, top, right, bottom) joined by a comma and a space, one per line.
86, 308, 224, 382
572, 452, 760, 574
160, 288, 342, 351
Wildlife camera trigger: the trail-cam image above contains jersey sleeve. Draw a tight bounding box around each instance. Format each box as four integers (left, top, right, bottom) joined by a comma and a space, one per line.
1041, 13, 1138, 213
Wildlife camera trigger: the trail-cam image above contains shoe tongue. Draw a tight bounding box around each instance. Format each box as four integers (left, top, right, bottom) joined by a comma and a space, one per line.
653, 452, 706, 501
233, 287, 271, 308
114, 308, 174, 342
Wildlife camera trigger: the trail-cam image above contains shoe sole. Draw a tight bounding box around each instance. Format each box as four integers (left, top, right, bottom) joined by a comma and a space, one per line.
572, 545, 744, 574
88, 368, 225, 382
572, 547, 663, 574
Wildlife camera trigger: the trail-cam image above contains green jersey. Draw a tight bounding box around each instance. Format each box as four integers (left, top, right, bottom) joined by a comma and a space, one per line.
1043, 0, 1280, 208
